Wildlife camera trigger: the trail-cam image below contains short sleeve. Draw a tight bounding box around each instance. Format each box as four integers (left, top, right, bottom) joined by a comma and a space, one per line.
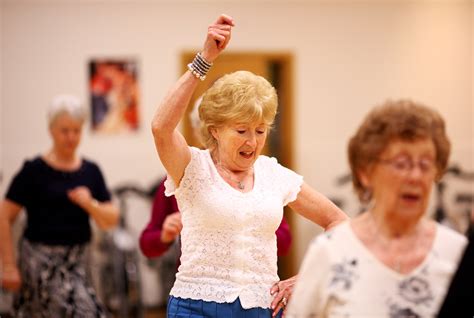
260, 156, 303, 206
5, 160, 33, 206
91, 163, 112, 202
164, 177, 177, 197
280, 165, 303, 205
164, 146, 202, 197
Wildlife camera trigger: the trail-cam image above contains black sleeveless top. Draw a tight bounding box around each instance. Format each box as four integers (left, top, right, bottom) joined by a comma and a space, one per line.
6, 157, 111, 245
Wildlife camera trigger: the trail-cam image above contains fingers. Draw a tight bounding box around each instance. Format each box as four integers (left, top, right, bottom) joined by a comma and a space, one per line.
68, 187, 91, 199
270, 282, 280, 295
67, 187, 93, 207
270, 278, 297, 317
167, 213, 183, 230
271, 289, 286, 312
215, 13, 235, 27
172, 220, 183, 233
270, 282, 284, 310
1, 267, 22, 292
208, 25, 232, 50
271, 292, 287, 317
272, 301, 285, 317
170, 211, 182, 221
161, 227, 179, 243
202, 14, 235, 61
2, 280, 21, 292
161, 213, 183, 243
164, 219, 182, 233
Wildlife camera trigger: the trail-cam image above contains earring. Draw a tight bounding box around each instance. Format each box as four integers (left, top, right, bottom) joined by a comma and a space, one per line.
362, 188, 372, 203
360, 188, 375, 213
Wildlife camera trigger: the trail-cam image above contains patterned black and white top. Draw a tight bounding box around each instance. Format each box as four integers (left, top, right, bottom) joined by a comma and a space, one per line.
287, 221, 467, 318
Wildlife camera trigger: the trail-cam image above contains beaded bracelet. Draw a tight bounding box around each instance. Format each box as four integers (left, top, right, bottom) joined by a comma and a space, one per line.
187, 52, 213, 81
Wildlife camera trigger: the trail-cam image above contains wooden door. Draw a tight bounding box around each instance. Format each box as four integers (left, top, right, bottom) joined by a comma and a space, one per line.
181, 52, 296, 278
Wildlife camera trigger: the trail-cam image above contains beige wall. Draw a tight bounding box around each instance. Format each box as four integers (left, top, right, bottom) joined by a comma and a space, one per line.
1, 0, 472, 267
0, 2, 3, 196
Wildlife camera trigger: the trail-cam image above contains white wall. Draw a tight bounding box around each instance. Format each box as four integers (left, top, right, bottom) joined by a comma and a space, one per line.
0, 4, 7, 312
0, 2, 3, 196
1, 0, 472, 267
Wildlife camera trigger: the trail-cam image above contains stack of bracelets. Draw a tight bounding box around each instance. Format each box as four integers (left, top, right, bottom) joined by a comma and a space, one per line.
187, 52, 213, 81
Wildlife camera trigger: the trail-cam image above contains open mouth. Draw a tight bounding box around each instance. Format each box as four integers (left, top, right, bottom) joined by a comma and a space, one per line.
401, 193, 421, 203
239, 151, 254, 159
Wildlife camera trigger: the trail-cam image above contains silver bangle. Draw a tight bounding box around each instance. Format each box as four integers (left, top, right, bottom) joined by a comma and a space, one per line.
188, 52, 212, 81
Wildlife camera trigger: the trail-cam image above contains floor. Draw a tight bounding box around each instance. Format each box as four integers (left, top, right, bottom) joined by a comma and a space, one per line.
111, 307, 166, 318
143, 307, 166, 318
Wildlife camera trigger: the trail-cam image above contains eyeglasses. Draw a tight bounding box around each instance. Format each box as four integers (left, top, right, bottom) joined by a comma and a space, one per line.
378, 157, 436, 175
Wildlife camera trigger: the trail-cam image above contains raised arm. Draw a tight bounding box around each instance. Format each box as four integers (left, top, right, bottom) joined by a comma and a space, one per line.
288, 182, 348, 230
151, 14, 235, 186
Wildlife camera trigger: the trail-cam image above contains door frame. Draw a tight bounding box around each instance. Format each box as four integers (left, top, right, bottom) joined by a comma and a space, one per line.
180, 51, 296, 277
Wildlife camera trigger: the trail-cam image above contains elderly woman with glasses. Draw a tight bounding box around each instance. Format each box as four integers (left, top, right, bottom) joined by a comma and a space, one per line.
286, 100, 467, 317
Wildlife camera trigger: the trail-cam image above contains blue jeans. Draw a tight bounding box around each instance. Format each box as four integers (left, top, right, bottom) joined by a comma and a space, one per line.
167, 296, 283, 318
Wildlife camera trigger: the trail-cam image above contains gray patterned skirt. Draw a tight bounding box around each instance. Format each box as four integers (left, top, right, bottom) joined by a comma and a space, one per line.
12, 239, 108, 318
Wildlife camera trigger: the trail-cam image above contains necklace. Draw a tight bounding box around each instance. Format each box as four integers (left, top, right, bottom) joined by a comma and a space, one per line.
216, 164, 253, 190
368, 213, 424, 273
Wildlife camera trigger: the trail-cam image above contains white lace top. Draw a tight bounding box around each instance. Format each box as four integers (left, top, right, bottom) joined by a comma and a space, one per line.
164, 147, 303, 309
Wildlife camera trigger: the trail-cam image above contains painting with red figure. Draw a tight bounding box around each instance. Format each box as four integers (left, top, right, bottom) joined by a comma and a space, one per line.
89, 59, 140, 133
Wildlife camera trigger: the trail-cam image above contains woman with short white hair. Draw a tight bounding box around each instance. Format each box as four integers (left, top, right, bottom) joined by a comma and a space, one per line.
0, 94, 119, 317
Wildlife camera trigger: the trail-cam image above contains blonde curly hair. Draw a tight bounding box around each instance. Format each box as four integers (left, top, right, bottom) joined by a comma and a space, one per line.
197, 70, 278, 150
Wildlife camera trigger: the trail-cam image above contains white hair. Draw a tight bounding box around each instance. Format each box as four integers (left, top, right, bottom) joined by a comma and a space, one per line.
48, 94, 86, 126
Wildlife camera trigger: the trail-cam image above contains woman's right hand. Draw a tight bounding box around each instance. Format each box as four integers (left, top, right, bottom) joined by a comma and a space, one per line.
201, 14, 235, 63
161, 211, 183, 244
1, 264, 21, 292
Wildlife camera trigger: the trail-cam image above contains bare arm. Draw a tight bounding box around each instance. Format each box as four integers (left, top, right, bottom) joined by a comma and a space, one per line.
151, 14, 235, 186
288, 182, 348, 230
68, 187, 119, 230
269, 183, 347, 315
84, 200, 119, 230
0, 199, 22, 291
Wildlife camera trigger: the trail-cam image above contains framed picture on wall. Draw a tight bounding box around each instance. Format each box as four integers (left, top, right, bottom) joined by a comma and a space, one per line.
88, 58, 140, 133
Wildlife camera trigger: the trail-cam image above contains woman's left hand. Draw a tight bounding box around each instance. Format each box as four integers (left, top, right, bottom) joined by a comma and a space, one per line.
270, 275, 297, 317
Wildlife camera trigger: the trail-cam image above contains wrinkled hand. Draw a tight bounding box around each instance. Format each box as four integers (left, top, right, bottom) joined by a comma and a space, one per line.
201, 14, 235, 63
161, 211, 182, 244
67, 186, 93, 210
270, 276, 298, 317
1, 265, 21, 292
